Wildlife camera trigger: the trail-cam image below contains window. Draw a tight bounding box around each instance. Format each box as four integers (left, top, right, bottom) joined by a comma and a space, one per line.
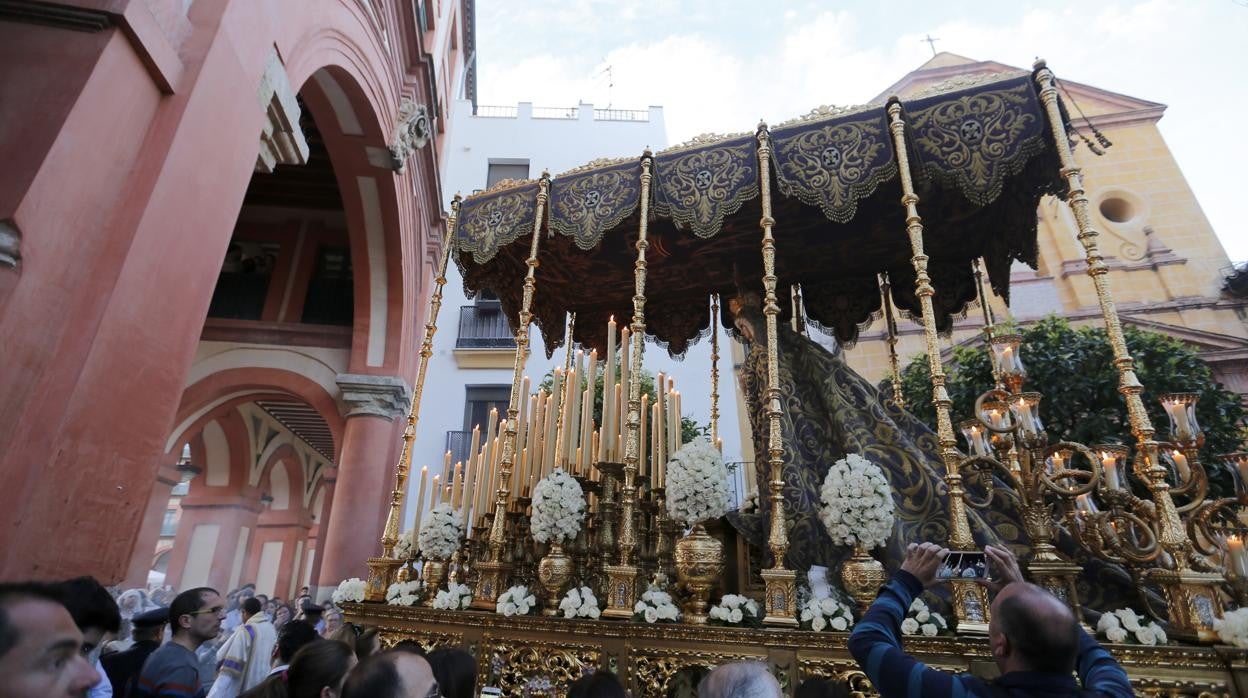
302, 245, 354, 326
207, 241, 280, 320
486, 160, 530, 189
160, 509, 179, 537
464, 386, 510, 432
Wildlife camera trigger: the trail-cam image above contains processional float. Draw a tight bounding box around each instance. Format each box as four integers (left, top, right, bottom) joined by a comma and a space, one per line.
344, 62, 1248, 696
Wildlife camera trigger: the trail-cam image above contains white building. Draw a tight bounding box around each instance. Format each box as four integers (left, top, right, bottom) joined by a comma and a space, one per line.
405, 98, 748, 530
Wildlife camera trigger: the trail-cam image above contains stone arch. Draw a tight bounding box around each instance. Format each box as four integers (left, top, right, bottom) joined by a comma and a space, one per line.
258, 444, 308, 514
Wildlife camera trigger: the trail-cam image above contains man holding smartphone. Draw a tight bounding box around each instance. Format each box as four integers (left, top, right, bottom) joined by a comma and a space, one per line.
849, 543, 1133, 698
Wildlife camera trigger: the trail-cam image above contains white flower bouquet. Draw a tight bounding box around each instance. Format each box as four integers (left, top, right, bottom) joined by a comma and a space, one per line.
496, 585, 537, 617
665, 437, 730, 526
633, 588, 681, 624
385, 580, 422, 606
900, 597, 948, 637
800, 596, 855, 632
331, 578, 366, 605
708, 594, 762, 627
394, 529, 416, 560
431, 582, 474, 611
418, 503, 465, 560
1097, 608, 1167, 645
558, 586, 602, 620
531, 468, 586, 544
1214, 608, 1248, 648
818, 453, 895, 550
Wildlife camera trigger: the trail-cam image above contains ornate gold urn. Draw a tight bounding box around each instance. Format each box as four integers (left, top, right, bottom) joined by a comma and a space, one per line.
538, 541, 573, 616
422, 558, 448, 608
841, 544, 887, 612
674, 523, 723, 624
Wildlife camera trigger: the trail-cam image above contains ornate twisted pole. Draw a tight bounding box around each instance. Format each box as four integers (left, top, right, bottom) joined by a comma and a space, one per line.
603, 152, 653, 617
1034, 61, 1223, 641
710, 294, 721, 446
885, 102, 990, 633
756, 126, 799, 626
365, 196, 460, 601
878, 273, 905, 408
472, 174, 551, 609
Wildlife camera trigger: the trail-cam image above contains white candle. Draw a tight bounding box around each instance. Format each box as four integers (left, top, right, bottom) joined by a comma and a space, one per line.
432, 474, 442, 506
639, 394, 649, 477
1171, 450, 1191, 484
1229, 535, 1248, 578
1102, 456, 1121, 490
413, 466, 428, 529
602, 317, 617, 460
578, 387, 593, 475
1000, 345, 1016, 373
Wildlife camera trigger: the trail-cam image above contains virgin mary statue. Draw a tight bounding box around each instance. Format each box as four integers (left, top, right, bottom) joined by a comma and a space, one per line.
724, 291, 1138, 611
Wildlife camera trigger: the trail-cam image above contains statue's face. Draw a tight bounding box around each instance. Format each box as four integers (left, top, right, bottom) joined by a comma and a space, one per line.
734, 315, 756, 344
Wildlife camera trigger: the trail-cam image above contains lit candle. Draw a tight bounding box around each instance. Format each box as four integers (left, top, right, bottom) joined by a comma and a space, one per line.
1048, 450, 1065, 475
1000, 345, 1016, 373
1228, 535, 1248, 578
1075, 493, 1098, 514
1171, 449, 1191, 484
451, 462, 464, 508
414, 465, 428, 527
1102, 454, 1121, 490
715, 436, 723, 452
432, 474, 441, 506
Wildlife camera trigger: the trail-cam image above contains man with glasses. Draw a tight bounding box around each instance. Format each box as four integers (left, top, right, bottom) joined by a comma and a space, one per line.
134, 588, 223, 698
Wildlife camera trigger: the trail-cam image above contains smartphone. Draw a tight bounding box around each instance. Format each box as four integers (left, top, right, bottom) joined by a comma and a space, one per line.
938, 550, 989, 580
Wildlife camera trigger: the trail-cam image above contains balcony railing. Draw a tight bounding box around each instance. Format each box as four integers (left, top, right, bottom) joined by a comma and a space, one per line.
446, 430, 472, 467
457, 305, 515, 348
725, 461, 753, 511
593, 108, 649, 121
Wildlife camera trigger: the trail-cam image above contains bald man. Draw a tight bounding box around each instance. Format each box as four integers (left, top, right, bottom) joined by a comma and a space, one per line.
700, 661, 782, 698
848, 543, 1133, 698
341, 650, 437, 698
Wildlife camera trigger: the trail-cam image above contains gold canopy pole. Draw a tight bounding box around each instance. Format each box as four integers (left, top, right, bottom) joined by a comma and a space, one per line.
603, 151, 653, 618
365, 196, 460, 601
878, 273, 905, 408
756, 126, 799, 627
1034, 62, 1223, 642
885, 102, 990, 634
472, 174, 551, 609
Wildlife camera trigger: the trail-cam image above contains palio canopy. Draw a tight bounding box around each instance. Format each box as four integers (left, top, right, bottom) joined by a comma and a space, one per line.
454, 69, 1068, 357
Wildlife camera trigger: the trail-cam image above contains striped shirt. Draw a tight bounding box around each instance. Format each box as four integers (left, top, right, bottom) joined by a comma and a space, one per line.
133, 642, 206, 698
847, 571, 1134, 698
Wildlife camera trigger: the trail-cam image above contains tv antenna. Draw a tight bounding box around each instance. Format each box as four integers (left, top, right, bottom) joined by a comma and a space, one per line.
593, 64, 614, 108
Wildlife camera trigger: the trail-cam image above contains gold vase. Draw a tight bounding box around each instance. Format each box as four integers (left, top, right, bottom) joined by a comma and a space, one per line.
842, 544, 887, 612
538, 541, 573, 617
674, 523, 723, 624
422, 558, 448, 608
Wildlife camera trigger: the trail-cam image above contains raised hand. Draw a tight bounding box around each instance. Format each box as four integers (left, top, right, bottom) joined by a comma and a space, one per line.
899, 542, 950, 588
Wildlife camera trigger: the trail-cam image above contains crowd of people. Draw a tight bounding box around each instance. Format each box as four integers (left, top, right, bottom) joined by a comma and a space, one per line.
1, 544, 1134, 697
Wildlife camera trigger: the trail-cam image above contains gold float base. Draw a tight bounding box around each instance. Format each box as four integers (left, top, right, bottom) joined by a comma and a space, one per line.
344, 602, 1247, 697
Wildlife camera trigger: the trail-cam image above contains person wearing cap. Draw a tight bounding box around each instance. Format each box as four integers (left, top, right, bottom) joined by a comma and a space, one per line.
102, 608, 167, 697
300, 601, 325, 635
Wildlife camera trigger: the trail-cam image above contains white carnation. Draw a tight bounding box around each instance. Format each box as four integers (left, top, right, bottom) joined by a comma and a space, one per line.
818, 454, 895, 549
417, 504, 465, 560
664, 438, 730, 525
531, 469, 586, 544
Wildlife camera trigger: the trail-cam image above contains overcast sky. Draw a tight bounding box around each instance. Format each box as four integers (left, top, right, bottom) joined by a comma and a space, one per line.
474, 0, 1248, 263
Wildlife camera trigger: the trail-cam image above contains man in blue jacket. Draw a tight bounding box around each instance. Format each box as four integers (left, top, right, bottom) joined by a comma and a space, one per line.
849, 542, 1133, 698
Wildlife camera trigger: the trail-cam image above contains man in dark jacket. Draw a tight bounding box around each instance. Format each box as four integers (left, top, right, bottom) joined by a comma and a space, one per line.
102, 608, 167, 697
849, 542, 1134, 698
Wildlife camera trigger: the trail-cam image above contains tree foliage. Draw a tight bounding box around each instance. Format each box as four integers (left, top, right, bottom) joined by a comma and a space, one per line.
895, 317, 1246, 493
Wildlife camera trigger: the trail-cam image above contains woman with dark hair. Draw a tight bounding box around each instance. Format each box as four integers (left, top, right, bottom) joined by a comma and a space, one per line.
568, 670, 628, 698
246, 639, 355, 698
426, 647, 477, 698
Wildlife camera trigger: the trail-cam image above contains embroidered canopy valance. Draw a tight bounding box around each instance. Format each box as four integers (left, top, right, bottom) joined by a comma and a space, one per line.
454, 70, 1068, 357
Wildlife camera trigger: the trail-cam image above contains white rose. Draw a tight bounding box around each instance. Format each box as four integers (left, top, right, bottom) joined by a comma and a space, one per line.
634, 601, 646, 614
922, 623, 938, 637
589, 607, 601, 619
909, 599, 927, 612
1119, 614, 1141, 632
1134, 627, 1156, 645
820, 598, 838, 616
830, 616, 848, 631
916, 610, 930, 622
645, 608, 658, 624
1151, 623, 1167, 645
503, 602, 518, 616
801, 609, 814, 622
811, 615, 827, 632
901, 618, 920, 635
710, 607, 726, 621
1096, 613, 1121, 633
661, 605, 678, 620
1106, 627, 1128, 643
729, 608, 743, 624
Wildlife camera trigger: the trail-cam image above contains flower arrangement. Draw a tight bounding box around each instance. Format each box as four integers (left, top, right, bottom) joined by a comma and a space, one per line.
1097, 608, 1168, 645
900, 597, 948, 637
417, 503, 465, 560
496, 585, 537, 617
331, 578, 366, 605
800, 596, 855, 632
665, 437, 730, 525
531, 469, 586, 544
385, 580, 422, 606
558, 586, 601, 620
1215, 608, 1248, 648
431, 582, 474, 611
394, 529, 416, 560
708, 594, 762, 627
818, 453, 895, 550
633, 588, 681, 624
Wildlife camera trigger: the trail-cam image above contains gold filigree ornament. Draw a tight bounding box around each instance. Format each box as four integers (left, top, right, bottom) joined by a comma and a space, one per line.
771, 116, 896, 223
655, 139, 758, 238
775, 103, 872, 128
673, 523, 724, 624
555, 156, 634, 178
659, 131, 751, 155
548, 166, 641, 250
631, 646, 766, 698
914, 70, 1019, 98
480, 635, 600, 696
